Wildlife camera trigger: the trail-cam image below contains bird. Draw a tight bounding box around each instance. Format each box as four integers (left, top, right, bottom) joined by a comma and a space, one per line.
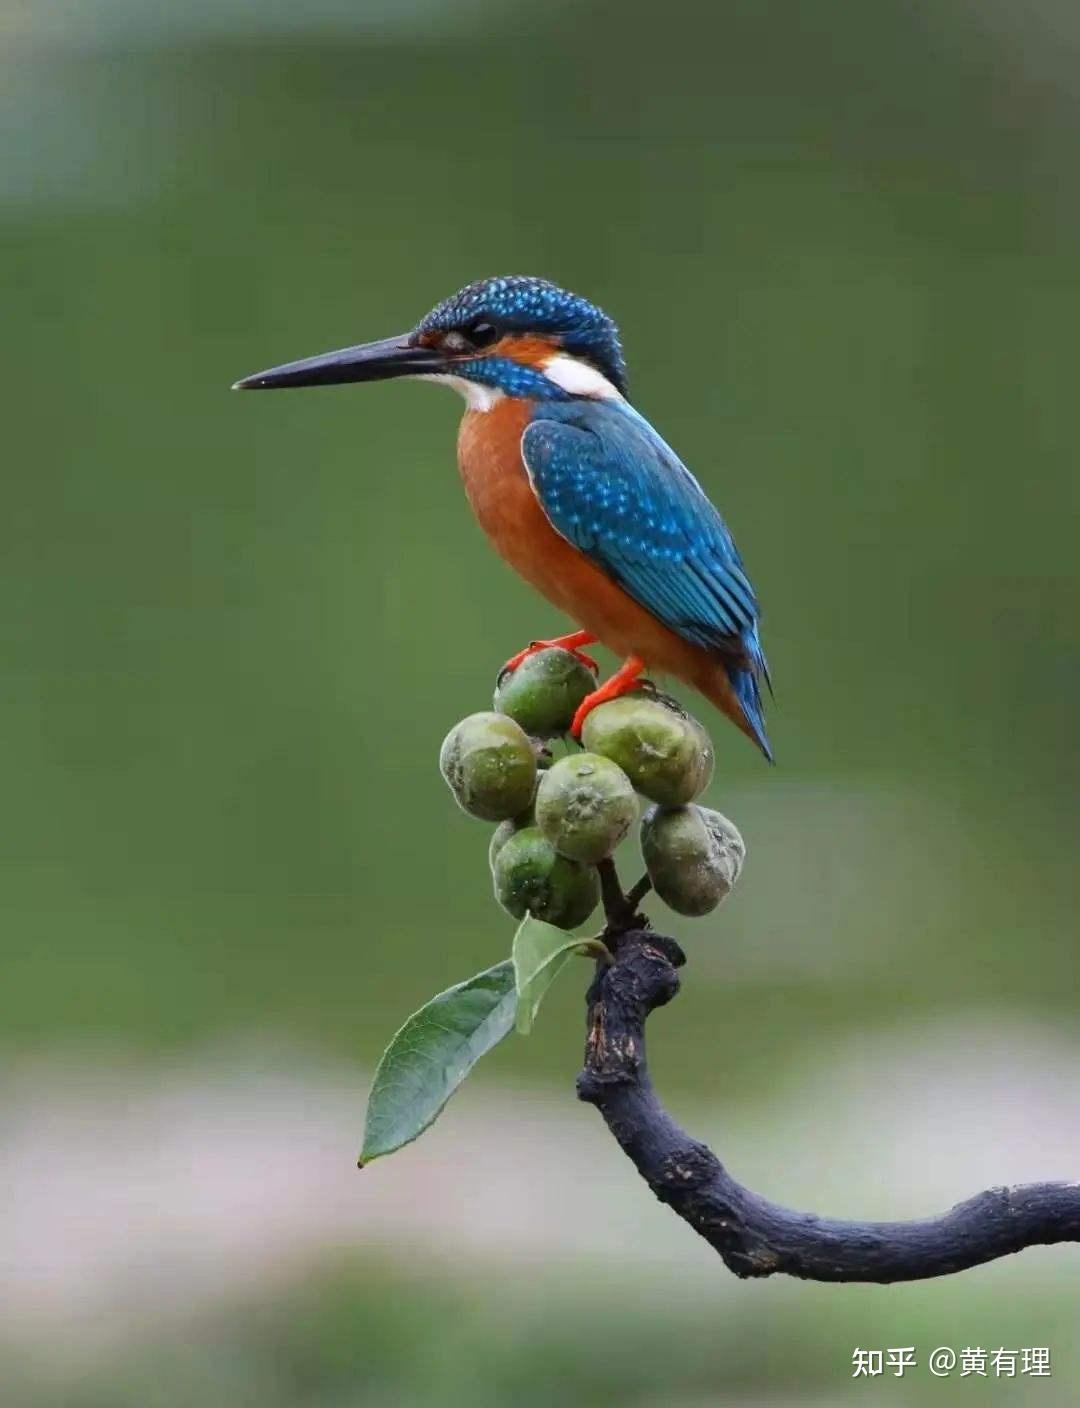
234, 275, 772, 759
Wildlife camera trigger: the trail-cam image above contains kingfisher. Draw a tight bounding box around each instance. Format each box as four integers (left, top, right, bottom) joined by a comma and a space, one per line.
234, 276, 772, 758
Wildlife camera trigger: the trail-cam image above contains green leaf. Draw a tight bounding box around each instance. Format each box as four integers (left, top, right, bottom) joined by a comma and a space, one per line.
360, 959, 516, 1165
512, 915, 607, 1035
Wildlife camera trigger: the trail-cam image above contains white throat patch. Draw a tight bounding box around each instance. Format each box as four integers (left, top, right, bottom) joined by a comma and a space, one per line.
416, 372, 504, 413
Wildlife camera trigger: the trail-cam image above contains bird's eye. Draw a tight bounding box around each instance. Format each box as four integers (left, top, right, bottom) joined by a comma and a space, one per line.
465, 320, 499, 349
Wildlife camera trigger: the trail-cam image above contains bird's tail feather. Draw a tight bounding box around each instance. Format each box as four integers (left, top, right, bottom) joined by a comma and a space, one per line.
726, 663, 773, 761
696, 635, 774, 762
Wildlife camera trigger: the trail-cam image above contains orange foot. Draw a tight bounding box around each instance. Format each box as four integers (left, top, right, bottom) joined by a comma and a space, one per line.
502, 629, 599, 676
571, 656, 645, 739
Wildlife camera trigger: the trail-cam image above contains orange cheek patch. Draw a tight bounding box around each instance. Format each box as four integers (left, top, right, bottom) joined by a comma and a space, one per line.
488, 333, 561, 368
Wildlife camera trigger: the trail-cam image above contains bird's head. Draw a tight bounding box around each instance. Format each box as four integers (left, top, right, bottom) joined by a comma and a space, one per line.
233, 275, 627, 408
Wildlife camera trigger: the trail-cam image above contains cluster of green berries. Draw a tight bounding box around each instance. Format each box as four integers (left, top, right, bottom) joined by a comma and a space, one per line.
439, 648, 745, 931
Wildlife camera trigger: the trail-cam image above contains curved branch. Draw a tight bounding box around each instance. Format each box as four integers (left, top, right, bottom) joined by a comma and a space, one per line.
576, 929, 1080, 1283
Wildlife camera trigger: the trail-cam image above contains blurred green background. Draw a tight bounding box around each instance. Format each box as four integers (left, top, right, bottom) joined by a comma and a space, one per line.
4, 0, 1079, 1403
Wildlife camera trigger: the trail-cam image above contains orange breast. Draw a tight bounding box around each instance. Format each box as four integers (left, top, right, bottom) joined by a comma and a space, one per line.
456, 400, 758, 747
457, 402, 711, 676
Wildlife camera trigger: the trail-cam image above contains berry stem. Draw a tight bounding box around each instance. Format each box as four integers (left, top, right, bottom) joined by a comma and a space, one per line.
595, 857, 651, 938
624, 873, 653, 913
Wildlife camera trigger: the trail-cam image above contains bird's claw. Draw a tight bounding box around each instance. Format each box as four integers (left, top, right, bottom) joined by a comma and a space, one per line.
570, 698, 593, 740
501, 638, 599, 676
570, 657, 648, 738
564, 645, 600, 672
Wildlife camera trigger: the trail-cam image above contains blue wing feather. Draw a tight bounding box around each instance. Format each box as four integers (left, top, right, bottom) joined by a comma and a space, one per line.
521, 398, 772, 756
521, 400, 759, 656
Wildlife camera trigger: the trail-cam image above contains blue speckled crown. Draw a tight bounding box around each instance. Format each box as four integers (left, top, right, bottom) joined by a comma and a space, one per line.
417, 275, 628, 394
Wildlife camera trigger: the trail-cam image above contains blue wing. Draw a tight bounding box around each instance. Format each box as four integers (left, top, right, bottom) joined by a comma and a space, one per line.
521, 398, 771, 756
522, 399, 765, 662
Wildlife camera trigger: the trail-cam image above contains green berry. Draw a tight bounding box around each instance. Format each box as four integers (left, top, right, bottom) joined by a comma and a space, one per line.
581, 695, 714, 805
535, 753, 637, 863
439, 712, 537, 822
492, 826, 600, 930
488, 809, 533, 870
493, 648, 596, 737
641, 804, 745, 917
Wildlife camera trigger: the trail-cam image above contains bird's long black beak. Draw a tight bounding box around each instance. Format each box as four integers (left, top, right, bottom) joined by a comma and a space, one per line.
232, 333, 445, 391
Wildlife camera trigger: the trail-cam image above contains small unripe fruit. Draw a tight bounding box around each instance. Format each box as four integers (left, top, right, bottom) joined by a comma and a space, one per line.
493, 648, 596, 737
581, 696, 714, 805
535, 753, 637, 863
488, 809, 533, 870
439, 712, 537, 822
641, 804, 745, 917
492, 826, 600, 929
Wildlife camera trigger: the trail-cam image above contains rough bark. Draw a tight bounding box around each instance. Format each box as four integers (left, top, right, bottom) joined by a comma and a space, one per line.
576, 927, 1080, 1283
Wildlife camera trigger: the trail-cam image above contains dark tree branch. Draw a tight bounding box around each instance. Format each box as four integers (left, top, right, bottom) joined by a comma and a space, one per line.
576, 928, 1080, 1283
595, 858, 652, 934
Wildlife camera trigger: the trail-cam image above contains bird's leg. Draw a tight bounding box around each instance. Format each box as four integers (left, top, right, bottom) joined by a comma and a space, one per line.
501, 630, 599, 676
571, 656, 645, 739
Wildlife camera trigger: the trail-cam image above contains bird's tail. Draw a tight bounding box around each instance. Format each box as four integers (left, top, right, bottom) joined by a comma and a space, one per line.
695, 632, 774, 763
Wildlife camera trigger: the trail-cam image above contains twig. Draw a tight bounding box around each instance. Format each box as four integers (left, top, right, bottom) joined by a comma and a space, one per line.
624, 873, 652, 915
595, 859, 652, 939
576, 929, 1080, 1283
595, 857, 628, 928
